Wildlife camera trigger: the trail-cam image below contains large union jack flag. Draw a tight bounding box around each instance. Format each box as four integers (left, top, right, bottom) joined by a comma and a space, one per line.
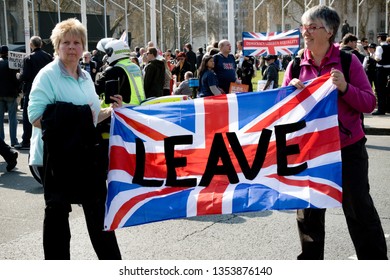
104, 74, 342, 230
242, 29, 300, 57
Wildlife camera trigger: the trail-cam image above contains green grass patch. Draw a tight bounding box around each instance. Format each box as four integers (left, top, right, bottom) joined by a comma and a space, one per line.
251, 71, 285, 91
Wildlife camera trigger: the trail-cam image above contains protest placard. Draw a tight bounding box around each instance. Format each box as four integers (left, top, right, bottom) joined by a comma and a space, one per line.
8, 51, 26, 69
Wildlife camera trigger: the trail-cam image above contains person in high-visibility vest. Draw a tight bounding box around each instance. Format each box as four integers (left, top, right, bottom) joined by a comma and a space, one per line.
95, 38, 145, 106
95, 38, 146, 175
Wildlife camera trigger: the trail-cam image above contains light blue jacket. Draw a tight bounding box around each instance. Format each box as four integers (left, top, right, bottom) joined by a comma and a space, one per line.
28, 58, 101, 165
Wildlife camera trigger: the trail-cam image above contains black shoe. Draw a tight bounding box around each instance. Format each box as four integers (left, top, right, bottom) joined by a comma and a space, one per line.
372, 111, 386, 115
6, 151, 18, 172
14, 142, 30, 150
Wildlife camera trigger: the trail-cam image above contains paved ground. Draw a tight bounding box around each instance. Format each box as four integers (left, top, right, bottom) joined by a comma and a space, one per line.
363, 113, 390, 135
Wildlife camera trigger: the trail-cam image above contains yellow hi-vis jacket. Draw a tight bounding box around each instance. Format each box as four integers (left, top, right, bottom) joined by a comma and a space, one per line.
100, 59, 145, 139
101, 59, 145, 108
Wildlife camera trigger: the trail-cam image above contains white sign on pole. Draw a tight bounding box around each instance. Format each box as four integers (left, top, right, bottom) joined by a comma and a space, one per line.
8, 51, 26, 69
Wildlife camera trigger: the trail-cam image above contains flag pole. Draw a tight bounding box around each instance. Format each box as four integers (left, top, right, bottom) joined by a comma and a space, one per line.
23, 0, 31, 55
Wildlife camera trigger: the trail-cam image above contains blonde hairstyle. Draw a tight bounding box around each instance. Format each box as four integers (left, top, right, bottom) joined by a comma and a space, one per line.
50, 18, 87, 56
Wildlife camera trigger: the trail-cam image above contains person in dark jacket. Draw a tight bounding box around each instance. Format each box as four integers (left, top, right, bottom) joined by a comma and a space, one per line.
340, 33, 365, 63
235, 40, 255, 92
184, 43, 197, 74
196, 47, 204, 73
16, 36, 52, 150
363, 43, 377, 87
372, 32, 390, 115
0, 45, 20, 147
143, 47, 165, 98
261, 54, 279, 90
80, 51, 97, 81
171, 52, 192, 84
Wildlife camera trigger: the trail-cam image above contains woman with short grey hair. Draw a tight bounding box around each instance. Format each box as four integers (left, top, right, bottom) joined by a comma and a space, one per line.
283, 5, 387, 260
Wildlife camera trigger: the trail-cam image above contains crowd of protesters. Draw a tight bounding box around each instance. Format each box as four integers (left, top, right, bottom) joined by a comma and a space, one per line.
2, 27, 389, 171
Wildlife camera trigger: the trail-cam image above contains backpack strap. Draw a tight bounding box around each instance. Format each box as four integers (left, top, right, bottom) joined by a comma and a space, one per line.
291, 50, 352, 82
291, 55, 302, 79
339, 50, 352, 83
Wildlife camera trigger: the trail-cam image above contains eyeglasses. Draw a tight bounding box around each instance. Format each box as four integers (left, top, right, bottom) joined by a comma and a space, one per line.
299, 25, 326, 34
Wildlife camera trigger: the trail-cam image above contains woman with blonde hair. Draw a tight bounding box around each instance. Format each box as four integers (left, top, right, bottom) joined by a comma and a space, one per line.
28, 18, 122, 260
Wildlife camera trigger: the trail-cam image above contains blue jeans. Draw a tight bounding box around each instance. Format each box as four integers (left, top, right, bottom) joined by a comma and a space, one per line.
0, 96, 19, 146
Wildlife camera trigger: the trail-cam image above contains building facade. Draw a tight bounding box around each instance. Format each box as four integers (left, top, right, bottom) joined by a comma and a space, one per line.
1, 0, 388, 52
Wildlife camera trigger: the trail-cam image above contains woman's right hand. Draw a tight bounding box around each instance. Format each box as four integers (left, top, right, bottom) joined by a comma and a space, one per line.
289, 78, 305, 89
110, 94, 123, 108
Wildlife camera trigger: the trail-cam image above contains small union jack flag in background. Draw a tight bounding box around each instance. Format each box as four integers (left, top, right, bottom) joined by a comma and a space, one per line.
104, 74, 342, 230
242, 29, 300, 57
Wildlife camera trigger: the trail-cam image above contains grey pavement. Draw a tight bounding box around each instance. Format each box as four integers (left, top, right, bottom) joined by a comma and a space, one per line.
363, 113, 390, 135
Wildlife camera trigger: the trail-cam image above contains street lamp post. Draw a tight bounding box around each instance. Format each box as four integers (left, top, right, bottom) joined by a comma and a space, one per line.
192, 3, 207, 48
177, 2, 192, 46
30, 0, 35, 36
253, 0, 265, 32
205, 0, 208, 45
163, 4, 177, 50
176, 0, 180, 50
3, 0, 9, 45
173, 7, 176, 50
387, 0, 389, 35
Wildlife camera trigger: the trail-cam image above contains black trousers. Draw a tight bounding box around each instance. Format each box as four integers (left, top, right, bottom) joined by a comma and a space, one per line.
21, 94, 32, 145
42, 178, 122, 260
297, 137, 388, 260
0, 137, 13, 161
374, 67, 390, 113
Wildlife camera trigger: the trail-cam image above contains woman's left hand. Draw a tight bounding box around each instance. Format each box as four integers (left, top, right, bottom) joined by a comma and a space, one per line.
110, 94, 123, 109
330, 68, 348, 93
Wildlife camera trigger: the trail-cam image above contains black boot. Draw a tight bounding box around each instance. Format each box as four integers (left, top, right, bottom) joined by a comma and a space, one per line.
6, 151, 18, 172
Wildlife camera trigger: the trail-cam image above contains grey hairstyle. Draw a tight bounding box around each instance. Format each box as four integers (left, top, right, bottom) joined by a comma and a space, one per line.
301, 5, 340, 43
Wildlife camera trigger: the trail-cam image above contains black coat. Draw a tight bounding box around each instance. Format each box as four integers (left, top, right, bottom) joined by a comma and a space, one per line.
186, 50, 197, 73
80, 61, 98, 81
171, 61, 192, 83
41, 101, 102, 203
18, 48, 53, 94
144, 59, 165, 98
0, 56, 20, 98
341, 46, 365, 64
95, 62, 131, 103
